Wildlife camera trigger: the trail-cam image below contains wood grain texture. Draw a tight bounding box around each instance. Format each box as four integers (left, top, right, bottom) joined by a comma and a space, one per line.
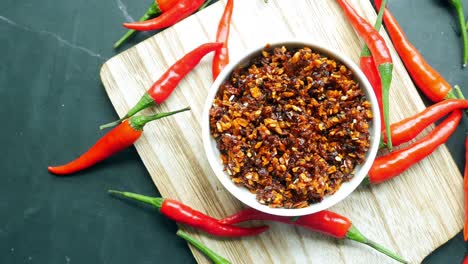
100, 0, 464, 263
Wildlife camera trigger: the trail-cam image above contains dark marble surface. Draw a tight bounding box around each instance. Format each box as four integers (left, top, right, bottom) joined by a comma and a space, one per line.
0, 0, 466, 263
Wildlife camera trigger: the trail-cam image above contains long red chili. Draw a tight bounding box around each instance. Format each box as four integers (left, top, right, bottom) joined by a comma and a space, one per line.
374, 0, 454, 102
114, 0, 180, 48
337, 0, 394, 150
383, 99, 468, 147
359, 0, 387, 130
212, 0, 234, 80
48, 107, 190, 175
219, 208, 407, 263
464, 135, 468, 241
100, 42, 222, 129
368, 110, 462, 184
464, 255, 468, 264
123, 0, 205, 31
109, 190, 269, 237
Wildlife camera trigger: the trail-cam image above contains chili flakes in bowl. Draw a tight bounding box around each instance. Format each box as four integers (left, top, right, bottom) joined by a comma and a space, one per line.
209, 46, 372, 208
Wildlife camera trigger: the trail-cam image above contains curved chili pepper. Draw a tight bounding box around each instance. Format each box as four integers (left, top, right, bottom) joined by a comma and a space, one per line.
382, 99, 468, 147
368, 110, 462, 184
219, 208, 407, 263
123, 0, 205, 31
359, 0, 387, 130
176, 230, 231, 264
464, 135, 468, 241
464, 255, 468, 264
449, 0, 468, 67
109, 190, 269, 237
374, 0, 455, 102
114, 0, 179, 48
100, 42, 222, 129
337, 0, 394, 150
212, 0, 234, 80
48, 107, 190, 175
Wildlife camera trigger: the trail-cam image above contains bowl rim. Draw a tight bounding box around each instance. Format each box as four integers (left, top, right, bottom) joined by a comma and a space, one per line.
202, 39, 381, 216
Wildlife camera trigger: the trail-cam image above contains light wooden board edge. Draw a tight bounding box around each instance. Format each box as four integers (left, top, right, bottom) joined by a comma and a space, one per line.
100, 0, 464, 263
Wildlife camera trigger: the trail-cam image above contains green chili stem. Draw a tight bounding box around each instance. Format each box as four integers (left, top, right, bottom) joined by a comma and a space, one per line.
445, 90, 457, 99
114, 2, 161, 49
176, 230, 231, 264
129, 106, 191, 130
457, 7, 468, 67
199, 0, 213, 11
346, 225, 408, 263
455, 85, 465, 99
360, 0, 387, 57
108, 190, 163, 208
378, 63, 394, 150
361, 176, 371, 186
290, 216, 300, 222
378, 138, 387, 149
453, 85, 468, 117
450, 0, 468, 67
100, 93, 156, 130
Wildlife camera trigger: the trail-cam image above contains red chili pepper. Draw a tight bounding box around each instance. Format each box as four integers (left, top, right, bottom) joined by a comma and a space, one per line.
368, 110, 462, 184
176, 230, 230, 264
359, 0, 387, 130
114, 0, 180, 48
109, 191, 269, 237
212, 0, 234, 80
100, 42, 222, 129
464, 135, 468, 241
463, 255, 468, 264
337, 0, 394, 150
157, 0, 180, 11
382, 99, 468, 147
374, 0, 455, 102
219, 208, 407, 263
48, 107, 190, 175
123, 0, 205, 31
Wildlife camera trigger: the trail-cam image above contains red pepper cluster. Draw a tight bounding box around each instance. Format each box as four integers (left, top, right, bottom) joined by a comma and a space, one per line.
49, 1, 237, 262
49, 0, 468, 263
336, 0, 466, 183
340, 2, 468, 263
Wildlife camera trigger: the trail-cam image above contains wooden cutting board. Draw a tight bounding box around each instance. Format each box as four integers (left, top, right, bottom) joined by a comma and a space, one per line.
100, 0, 464, 263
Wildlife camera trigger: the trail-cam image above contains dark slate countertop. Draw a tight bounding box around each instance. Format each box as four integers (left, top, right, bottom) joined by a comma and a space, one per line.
1, 0, 467, 263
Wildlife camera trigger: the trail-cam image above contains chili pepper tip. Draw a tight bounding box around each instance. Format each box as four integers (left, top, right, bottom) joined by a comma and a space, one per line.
47, 166, 61, 175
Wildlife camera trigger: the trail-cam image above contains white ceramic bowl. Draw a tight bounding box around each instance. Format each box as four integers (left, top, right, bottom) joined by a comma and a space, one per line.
202, 40, 381, 216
